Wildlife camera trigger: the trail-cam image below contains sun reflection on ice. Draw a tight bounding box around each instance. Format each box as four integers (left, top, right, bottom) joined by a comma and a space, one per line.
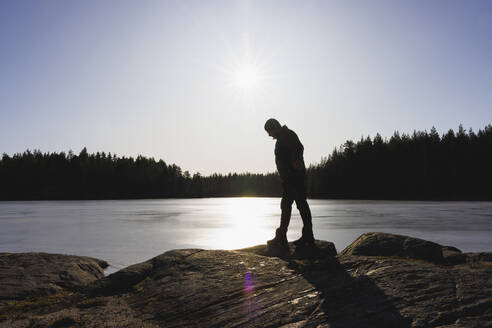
212, 198, 273, 249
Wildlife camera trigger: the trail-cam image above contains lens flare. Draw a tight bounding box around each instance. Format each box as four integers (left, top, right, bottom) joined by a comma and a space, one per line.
243, 271, 261, 319
244, 271, 254, 293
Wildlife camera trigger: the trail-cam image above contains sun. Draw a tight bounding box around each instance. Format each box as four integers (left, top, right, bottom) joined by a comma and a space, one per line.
234, 65, 260, 92
212, 33, 274, 100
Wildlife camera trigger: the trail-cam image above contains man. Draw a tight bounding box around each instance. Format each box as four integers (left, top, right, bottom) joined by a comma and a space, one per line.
264, 118, 315, 248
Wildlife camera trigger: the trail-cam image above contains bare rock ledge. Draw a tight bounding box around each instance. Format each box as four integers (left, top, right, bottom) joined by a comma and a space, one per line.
1, 233, 491, 328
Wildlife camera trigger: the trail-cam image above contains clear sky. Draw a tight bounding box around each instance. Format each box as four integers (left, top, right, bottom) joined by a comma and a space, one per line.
1, 0, 491, 175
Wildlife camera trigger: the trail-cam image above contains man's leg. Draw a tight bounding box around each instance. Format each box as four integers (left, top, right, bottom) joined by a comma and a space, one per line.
268, 184, 293, 246
295, 197, 314, 242
292, 177, 315, 245
278, 194, 294, 235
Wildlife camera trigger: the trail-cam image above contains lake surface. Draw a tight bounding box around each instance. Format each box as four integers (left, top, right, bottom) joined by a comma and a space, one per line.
1, 198, 491, 274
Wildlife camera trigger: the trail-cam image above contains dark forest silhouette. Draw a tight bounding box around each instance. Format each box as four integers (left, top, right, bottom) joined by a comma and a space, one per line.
1, 124, 491, 200
308, 124, 492, 200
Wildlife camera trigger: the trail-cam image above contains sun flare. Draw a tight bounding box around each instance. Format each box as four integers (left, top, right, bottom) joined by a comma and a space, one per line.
214, 34, 274, 101
234, 65, 260, 91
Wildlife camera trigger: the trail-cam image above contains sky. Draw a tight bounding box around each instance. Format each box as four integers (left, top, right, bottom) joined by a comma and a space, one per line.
1, 0, 491, 175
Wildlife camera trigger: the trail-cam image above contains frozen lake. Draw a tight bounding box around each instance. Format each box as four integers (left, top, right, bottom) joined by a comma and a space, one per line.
1, 198, 491, 273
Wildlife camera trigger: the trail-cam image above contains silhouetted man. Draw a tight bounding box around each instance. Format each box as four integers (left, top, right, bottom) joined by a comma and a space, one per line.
264, 118, 315, 248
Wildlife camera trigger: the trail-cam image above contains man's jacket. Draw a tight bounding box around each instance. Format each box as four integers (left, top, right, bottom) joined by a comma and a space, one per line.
275, 125, 306, 183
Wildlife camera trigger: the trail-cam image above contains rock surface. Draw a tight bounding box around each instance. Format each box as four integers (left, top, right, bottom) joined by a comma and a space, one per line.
340, 232, 444, 263
0, 253, 108, 301
1, 233, 492, 328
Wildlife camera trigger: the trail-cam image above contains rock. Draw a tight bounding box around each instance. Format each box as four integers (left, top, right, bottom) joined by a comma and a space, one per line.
239, 240, 337, 260
341, 232, 444, 263
1, 233, 491, 328
89, 249, 201, 296
0, 252, 108, 301
442, 246, 467, 265
466, 252, 492, 264
338, 252, 492, 328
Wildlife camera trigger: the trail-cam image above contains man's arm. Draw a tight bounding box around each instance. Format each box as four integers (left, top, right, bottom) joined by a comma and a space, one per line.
286, 131, 305, 171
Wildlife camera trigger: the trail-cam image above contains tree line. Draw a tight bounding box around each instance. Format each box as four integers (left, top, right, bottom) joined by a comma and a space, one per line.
1, 124, 491, 200
0, 147, 282, 199
308, 124, 492, 200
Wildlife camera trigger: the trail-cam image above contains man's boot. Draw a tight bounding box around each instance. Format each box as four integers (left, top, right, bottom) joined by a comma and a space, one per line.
293, 227, 315, 247
267, 228, 288, 248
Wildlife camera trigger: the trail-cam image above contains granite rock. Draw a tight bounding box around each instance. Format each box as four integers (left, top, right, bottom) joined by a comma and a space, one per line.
340, 232, 444, 263
1, 233, 491, 328
0, 252, 108, 301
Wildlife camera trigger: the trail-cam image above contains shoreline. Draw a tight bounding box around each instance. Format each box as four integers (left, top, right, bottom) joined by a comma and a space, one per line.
1, 232, 492, 327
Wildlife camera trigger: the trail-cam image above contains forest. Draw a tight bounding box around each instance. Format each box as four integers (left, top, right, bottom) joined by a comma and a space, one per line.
1, 124, 491, 200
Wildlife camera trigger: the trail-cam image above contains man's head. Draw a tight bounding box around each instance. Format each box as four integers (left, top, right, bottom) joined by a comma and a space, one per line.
264, 118, 282, 139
